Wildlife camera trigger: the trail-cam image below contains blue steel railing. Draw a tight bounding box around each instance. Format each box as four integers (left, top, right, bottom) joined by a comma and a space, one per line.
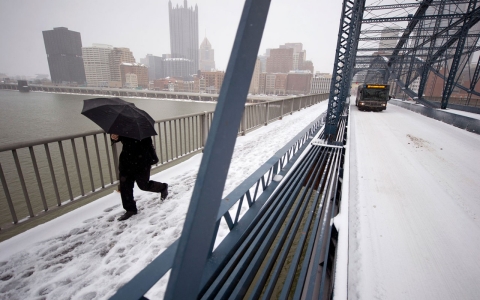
110, 112, 326, 300
0, 94, 326, 232
110, 106, 348, 299
196, 113, 347, 300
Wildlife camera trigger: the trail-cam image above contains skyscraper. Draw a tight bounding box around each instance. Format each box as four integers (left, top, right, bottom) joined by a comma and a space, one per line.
42, 27, 86, 85
266, 48, 294, 73
82, 44, 113, 87
199, 37, 215, 71
279, 43, 313, 72
169, 0, 199, 75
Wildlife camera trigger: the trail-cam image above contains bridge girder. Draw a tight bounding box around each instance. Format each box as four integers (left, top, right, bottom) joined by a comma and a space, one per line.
326, 0, 480, 137
325, 0, 366, 142
350, 0, 480, 110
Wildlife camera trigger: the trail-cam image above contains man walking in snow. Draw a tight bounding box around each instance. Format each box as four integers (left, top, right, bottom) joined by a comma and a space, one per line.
111, 134, 169, 221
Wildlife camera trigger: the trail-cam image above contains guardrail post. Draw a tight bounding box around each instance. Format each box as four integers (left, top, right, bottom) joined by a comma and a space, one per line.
280, 99, 284, 120
241, 107, 247, 136
0, 163, 18, 224
12, 149, 34, 217
29, 146, 48, 212
202, 111, 209, 148
265, 102, 270, 125
111, 141, 121, 189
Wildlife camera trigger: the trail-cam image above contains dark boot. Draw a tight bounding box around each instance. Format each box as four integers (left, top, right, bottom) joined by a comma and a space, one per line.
118, 211, 137, 221
161, 183, 169, 200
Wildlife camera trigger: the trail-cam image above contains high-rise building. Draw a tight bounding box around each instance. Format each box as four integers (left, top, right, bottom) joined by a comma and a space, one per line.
110, 48, 136, 87
266, 48, 294, 73
82, 44, 113, 87
42, 27, 86, 85
199, 37, 215, 71
293, 51, 305, 71
258, 55, 268, 73
280, 43, 306, 70
281, 43, 303, 54
169, 0, 199, 75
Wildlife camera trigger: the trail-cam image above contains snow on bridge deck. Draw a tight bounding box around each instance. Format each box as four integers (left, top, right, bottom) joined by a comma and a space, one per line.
1, 99, 479, 299
348, 101, 480, 300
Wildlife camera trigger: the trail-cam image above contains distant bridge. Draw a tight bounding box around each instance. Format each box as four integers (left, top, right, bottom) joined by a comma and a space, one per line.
0, 83, 278, 103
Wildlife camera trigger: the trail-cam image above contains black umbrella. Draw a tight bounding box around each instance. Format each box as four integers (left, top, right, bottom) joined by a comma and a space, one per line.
81, 97, 157, 140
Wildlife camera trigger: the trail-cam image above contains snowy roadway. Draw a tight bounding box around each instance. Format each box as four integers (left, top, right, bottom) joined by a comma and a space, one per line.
348, 101, 480, 299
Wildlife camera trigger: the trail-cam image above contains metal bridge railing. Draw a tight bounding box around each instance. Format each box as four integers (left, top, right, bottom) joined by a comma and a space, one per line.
424, 96, 480, 108
110, 112, 327, 300
0, 94, 327, 232
111, 105, 348, 300
240, 95, 326, 135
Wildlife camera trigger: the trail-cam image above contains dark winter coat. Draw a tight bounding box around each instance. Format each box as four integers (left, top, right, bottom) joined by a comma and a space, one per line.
112, 136, 157, 173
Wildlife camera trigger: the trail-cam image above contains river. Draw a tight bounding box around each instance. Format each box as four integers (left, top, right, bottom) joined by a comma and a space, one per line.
0, 90, 216, 145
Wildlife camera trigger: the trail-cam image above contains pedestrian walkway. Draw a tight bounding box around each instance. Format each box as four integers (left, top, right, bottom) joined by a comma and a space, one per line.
0, 101, 328, 300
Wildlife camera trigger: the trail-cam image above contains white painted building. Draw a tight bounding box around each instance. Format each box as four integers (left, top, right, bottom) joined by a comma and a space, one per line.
265, 74, 276, 95
124, 73, 138, 89
82, 44, 113, 87
310, 73, 332, 94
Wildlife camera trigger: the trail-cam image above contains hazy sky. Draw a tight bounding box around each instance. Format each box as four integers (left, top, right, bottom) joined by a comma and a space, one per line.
0, 0, 344, 77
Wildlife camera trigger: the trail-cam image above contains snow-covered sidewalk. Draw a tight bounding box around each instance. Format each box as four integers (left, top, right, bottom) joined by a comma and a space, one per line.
0, 100, 328, 300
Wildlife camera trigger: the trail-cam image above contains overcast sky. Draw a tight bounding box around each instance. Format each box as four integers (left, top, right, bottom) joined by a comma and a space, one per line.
0, 0, 344, 78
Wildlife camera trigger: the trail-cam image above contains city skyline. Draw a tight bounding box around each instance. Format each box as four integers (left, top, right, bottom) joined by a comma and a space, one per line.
0, 0, 342, 78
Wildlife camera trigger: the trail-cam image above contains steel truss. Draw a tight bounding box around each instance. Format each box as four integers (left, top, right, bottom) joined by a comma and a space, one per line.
353, 0, 480, 110
326, 0, 480, 137
325, 0, 366, 141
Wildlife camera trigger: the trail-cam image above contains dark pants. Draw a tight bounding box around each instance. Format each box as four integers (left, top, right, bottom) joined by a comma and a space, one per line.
119, 166, 167, 213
